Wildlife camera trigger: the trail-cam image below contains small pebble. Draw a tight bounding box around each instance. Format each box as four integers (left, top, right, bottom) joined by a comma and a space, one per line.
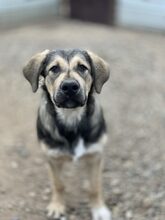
82, 180, 90, 190
142, 197, 153, 208
113, 188, 122, 195
16, 145, 30, 158
42, 195, 49, 201
34, 158, 43, 165
112, 206, 120, 217
11, 218, 20, 220
44, 187, 51, 195
0, 188, 6, 194
29, 191, 36, 198
111, 178, 120, 186
25, 207, 30, 213
124, 160, 133, 168
11, 161, 19, 169
69, 215, 76, 220
19, 200, 26, 208
7, 203, 14, 210
125, 210, 133, 219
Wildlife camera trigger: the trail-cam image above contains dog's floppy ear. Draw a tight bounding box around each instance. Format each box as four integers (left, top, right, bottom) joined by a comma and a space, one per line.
23, 50, 49, 92
87, 51, 110, 93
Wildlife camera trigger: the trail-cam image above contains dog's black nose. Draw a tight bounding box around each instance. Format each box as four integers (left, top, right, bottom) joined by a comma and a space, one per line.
60, 79, 80, 96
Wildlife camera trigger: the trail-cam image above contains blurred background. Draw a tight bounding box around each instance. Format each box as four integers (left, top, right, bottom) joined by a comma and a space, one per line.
0, 1, 164, 220
0, 0, 165, 30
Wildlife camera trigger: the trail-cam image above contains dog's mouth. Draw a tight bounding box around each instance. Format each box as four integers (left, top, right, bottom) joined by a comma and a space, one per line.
54, 93, 86, 109
55, 100, 85, 108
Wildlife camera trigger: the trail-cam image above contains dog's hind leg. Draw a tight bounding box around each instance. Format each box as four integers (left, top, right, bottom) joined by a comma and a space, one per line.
46, 156, 68, 220
84, 153, 112, 220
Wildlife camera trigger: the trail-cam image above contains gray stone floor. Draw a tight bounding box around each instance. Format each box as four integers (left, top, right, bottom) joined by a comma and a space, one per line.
0, 19, 164, 220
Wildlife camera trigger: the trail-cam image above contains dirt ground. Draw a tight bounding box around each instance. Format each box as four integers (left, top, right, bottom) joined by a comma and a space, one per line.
0, 20, 164, 220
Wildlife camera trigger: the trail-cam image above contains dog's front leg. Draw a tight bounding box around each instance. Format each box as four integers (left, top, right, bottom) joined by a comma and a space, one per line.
47, 157, 67, 220
84, 153, 112, 220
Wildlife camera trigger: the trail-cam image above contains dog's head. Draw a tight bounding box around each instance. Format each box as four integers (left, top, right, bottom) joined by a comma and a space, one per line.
23, 49, 110, 108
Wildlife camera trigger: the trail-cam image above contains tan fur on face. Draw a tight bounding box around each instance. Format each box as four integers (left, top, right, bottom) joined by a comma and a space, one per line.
45, 56, 69, 101
70, 56, 90, 70
70, 56, 92, 96
46, 56, 68, 73
45, 54, 93, 101
45, 73, 67, 102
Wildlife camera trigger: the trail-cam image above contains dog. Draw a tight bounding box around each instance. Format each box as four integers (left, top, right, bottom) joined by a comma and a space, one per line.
23, 49, 111, 220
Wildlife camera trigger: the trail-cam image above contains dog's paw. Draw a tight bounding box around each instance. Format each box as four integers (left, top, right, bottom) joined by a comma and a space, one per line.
91, 205, 112, 220
46, 202, 66, 220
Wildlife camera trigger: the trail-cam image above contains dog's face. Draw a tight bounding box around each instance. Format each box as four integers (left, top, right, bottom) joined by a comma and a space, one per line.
23, 49, 110, 108
44, 50, 93, 108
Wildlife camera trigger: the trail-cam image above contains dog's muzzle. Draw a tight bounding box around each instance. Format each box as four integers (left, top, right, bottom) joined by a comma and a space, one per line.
54, 79, 86, 108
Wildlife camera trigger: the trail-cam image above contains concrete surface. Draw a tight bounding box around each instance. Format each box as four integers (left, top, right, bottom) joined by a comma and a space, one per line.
0, 20, 164, 220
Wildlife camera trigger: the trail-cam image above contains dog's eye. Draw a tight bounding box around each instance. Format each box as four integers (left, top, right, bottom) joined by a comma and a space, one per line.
49, 65, 60, 74
77, 64, 88, 73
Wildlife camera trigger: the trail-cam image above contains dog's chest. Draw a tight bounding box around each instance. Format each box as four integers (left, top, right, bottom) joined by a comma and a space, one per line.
74, 138, 86, 159
39, 96, 106, 159
71, 137, 103, 161
44, 136, 103, 161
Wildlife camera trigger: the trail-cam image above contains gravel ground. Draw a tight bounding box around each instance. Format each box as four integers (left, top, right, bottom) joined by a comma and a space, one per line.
0, 19, 164, 220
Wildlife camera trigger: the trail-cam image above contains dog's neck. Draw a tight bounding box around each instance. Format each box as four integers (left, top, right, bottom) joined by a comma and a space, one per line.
55, 106, 86, 128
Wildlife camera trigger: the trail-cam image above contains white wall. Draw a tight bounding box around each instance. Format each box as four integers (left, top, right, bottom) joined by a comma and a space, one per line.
0, 0, 59, 27
116, 0, 165, 30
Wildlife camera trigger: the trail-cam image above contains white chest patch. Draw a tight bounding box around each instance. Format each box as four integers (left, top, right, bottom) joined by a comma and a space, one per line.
73, 134, 107, 161
42, 135, 107, 161
74, 138, 86, 160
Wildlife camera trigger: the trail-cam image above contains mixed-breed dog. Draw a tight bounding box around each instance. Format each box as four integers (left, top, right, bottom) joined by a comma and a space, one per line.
23, 49, 111, 220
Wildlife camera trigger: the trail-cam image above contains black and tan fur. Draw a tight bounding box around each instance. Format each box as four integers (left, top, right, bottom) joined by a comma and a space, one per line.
23, 49, 111, 220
